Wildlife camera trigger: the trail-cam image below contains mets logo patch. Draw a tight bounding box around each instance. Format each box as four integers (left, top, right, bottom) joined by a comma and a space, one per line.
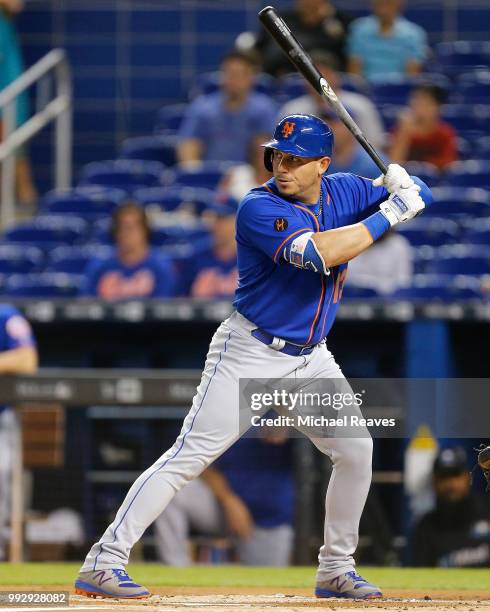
281, 121, 295, 138
274, 217, 288, 231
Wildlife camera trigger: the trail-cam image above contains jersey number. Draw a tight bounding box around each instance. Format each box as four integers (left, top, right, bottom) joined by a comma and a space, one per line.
332, 269, 348, 304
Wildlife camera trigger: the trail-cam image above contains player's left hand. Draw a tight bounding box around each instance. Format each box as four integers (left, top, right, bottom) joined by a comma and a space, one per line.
373, 163, 418, 194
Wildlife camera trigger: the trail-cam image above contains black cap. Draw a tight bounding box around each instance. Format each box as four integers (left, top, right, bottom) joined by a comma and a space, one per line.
433, 447, 468, 478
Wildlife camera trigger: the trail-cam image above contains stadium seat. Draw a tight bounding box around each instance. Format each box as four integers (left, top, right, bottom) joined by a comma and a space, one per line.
441, 104, 490, 138
427, 245, 490, 276
170, 162, 234, 189
133, 185, 216, 215
457, 71, 490, 104
276, 73, 307, 103
427, 187, 490, 218
339, 72, 371, 97
434, 41, 490, 74
476, 136, 490, 160
3, 216, 89, 248
0, 244, 44, 274
404, 162, 440, 187
189, 70, 276, 99
3, 273, 81, 297
372, 74, 450, 106
48, 245, 114, 274
119, 135, 178, 167
379, 104, 402, 132
395, 217, 460, 247
79, 160, 165, 193
445, 160, 490, 190
390, 275, 481, 301
462, 218, 490, 246
42, 186, 126, 217
341, 284, 380, 300
154, 103, 187, 135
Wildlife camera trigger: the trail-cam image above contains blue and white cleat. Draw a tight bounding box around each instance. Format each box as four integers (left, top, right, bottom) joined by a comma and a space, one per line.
74, 568, 150, 599
315, 571, 382, 599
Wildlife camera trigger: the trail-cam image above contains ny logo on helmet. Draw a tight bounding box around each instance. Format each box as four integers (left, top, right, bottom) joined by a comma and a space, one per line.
282, 121, 296, 138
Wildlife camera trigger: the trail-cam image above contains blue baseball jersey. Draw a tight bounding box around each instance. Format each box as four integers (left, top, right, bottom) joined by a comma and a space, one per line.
80, 250, 176, 300
234, 173, 389, 345
0, 304, 36, 413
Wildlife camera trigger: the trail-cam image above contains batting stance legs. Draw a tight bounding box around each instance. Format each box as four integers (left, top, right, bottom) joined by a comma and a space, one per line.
77, 312, 372, 595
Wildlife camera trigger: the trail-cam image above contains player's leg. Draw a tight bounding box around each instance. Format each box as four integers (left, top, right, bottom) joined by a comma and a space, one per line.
76, 313, 304, 597
298, 345, 381, 599
237, 524, 294, 566
153, 478, 223, 566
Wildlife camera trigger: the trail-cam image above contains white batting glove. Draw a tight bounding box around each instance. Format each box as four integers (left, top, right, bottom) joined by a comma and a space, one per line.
379, 187, 425, 226
373, 163, 418, 193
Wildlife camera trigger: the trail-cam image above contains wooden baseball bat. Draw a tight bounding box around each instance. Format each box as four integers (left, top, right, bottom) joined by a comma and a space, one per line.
259, 5, 387, 174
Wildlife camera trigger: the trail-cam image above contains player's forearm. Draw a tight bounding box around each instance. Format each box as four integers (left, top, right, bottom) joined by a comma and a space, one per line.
201, 466, 236, 504
312, 224, 373, 268
0, 346, 38, 373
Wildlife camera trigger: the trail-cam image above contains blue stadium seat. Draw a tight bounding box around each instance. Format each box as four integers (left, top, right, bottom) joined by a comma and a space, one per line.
390, 275, 480, 301
119, 135, 178, 167
462, 218, 490, 246
434, 41, 490, 74
372, 74, 450, 106
441, 104, 490, 138
276, 73, 307, 103
42, 186, 126, 217
133, 185, 216, 215
48, 245, 114, 274
79, 160, 165, 193
395, 217, 460, 247
154, 103, 187, 135
0, 244, 44, 274
171, 162, 234, 189
3, 273, 81, 297
427, 187, 490, 218
3, 216, 89, 248
457, 71, 490, 104
341, 284, 380, 300
404, 162, 440, 187
476, 136, 490, 160
339, 72, 371, 97
189, 70, 276, 99
427, 245, 490, 276
445, 160, 490, 190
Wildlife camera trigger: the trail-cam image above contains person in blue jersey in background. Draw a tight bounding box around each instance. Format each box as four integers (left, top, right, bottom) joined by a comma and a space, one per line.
0, 304, 38, 560
180, 197, 238, 299
154, 432, 294, 566
75, 114, 432, 600
80, 202, 176, 301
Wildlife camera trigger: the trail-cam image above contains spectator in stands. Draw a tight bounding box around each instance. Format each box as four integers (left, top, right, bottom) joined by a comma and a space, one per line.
80, 202, 176, 300
181, 197, 238, 299
177, 51, 277, 166
347, 0, 428, 83
323, 108, 384, 178
389, 84, 458, 170
154, 433, 294, 566
0, 304, 38, 560
347, 231, 413, 295
411, 447, 490, 567
220, 140, 272, 202
278, 51, 385, 150
254, 0, 351, 76
0, 0, 37, 207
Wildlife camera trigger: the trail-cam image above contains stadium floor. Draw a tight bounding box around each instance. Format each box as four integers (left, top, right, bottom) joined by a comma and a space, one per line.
1, 565, 489, 611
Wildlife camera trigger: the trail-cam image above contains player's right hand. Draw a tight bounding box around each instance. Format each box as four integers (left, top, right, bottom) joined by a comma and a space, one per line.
222, 493, 254, 538
379, 186, 425, 226
373, 163, 417, 193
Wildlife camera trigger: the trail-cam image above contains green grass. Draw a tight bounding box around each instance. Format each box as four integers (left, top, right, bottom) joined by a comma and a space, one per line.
0, 564, 489, 591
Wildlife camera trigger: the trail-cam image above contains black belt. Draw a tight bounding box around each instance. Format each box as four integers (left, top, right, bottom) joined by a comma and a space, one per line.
251, 328, 316, 357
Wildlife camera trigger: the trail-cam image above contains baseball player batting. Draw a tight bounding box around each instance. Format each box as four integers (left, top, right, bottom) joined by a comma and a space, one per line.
75, 114, 433, 600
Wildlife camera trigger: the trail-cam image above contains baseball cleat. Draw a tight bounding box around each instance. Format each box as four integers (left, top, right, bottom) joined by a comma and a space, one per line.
74, 568, 150, 599
315, 571, 382, 599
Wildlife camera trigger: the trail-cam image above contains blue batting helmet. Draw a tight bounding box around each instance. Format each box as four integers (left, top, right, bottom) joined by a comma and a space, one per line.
262, 114, 334, 172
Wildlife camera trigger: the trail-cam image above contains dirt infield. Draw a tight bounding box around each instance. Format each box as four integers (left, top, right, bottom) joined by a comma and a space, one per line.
3, 586, 490, 612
